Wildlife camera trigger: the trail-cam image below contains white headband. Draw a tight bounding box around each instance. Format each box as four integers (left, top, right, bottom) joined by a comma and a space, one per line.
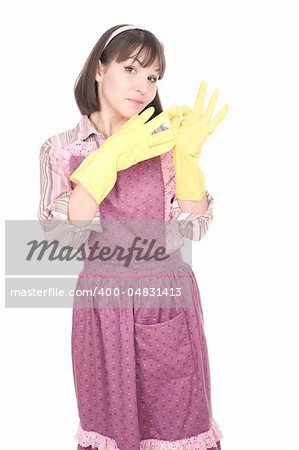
101, 24, 164, 54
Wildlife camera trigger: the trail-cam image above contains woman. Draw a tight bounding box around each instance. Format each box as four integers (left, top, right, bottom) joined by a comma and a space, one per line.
38, 23, 228, 450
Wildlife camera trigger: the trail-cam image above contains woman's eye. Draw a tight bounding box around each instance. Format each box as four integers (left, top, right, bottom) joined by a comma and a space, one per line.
125, 66, 135, 73
124, 66, 157, 83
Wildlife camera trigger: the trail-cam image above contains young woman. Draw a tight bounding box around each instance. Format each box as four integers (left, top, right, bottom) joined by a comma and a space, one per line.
38, 23, 228, 450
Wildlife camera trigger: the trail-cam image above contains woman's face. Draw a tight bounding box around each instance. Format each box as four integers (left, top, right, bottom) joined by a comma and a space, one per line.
96, 49, 160, 120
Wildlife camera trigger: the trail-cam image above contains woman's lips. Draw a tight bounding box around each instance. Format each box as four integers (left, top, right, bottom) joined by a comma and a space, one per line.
127, 98, 143, 106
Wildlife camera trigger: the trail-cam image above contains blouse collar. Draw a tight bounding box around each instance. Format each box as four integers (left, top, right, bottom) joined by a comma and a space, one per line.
77, 114, 106, 141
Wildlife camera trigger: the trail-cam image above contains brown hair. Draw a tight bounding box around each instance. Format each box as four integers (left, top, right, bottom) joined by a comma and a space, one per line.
74, 24, 166, 118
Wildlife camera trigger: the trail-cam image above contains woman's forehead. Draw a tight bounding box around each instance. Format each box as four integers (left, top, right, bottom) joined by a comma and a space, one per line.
123, 51, 160, 71
127, 45, 160, 64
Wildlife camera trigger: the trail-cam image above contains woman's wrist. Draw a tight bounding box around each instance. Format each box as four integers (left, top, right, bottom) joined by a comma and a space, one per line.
177, 193, 208, 214
175, 156, 206, 202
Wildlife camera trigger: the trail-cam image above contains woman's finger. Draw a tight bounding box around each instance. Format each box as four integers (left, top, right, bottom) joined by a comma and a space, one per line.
137, 107, 156, 124
149, 126, 179, 147
145, 105, 191, 133
193, 81, 208, 116
210, 104, 230, 131
119, 107, 155, 130
169, 113, 182, 131
205, 89, 220, 120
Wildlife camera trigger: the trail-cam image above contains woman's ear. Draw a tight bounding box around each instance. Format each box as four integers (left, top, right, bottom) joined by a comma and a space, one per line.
95, 61, 105, 82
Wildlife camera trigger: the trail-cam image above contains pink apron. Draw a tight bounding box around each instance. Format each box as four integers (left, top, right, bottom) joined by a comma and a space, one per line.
70, 153, 222, 450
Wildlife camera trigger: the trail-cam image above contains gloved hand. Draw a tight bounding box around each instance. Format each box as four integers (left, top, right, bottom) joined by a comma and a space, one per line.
70, 105, 190, 205
174, 81, 229, 201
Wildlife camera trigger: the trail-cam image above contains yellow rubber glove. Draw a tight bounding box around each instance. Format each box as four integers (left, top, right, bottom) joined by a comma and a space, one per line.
174, 81, 229, 201
70, 105, 190, 205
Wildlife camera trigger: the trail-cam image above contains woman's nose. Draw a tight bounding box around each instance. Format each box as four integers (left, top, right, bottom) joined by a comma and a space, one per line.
134, 79, 149, 95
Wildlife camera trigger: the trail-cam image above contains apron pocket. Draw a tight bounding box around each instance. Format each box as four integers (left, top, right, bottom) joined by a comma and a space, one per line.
134, 311, 195, 382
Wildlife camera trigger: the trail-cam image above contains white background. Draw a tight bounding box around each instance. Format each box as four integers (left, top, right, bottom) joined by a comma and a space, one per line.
1, 0, 299, 449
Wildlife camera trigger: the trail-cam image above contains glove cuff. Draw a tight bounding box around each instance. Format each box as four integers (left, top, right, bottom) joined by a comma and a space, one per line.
69, 150, 117, 204
175, 154, 206, 201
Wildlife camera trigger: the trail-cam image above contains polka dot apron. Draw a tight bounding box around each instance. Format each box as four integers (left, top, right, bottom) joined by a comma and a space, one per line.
70, 154, 223, 450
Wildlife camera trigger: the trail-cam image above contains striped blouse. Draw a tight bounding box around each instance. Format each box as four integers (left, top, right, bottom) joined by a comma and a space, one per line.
37, 115, 214, 252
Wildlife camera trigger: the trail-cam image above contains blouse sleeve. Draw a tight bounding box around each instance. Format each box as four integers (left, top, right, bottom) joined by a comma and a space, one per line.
170, 190, 214, 241
37, 139, 102, 249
